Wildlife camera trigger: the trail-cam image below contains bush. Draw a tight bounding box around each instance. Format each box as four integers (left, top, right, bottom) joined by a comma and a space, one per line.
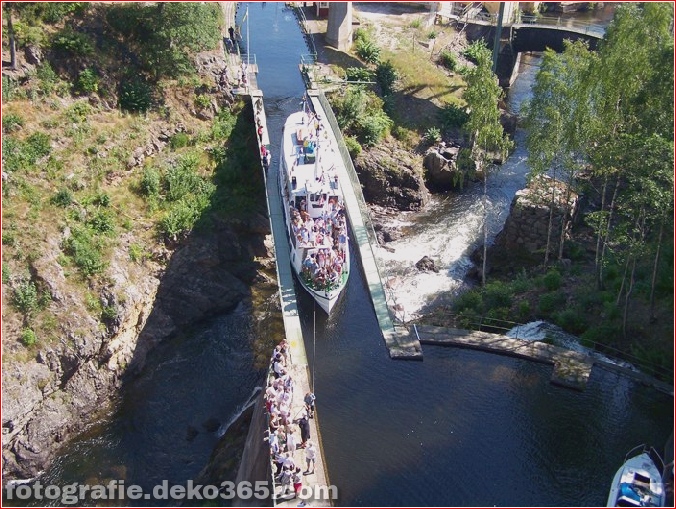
375, 60, 397, 96
119, 78, 152, 113
344, 136, 362, 158
66, 101, 92, 123
36, 63, 59, 95
554, 308, 587, 335
453, 289, 482, 314
456, 147, 475, 173
542, 269, 562, 291
345, 67, 373, 83
140, 167, 161, 197
25, 132, 51, 160
159, 199, 201, 240
3, 113, 24, 133
439, 50, 458, 71
50, 188, 73, 207
12, 281, 39, 316
51, 27, 93, 56
355, 38, 381, 64
170, 132, 190, 150
580, 323, 620, 347
129, 243, 146, 263
439, 103, 469, 130
87, 210, 116, 235
3, 75, 19, 102
20, 328, 38, 347
164, 155, 209, 202
463, 40, 491, 65
93, 193, 111, 207
102, 305, 118, 321
211, 109, 236, 141
63, 227, 105, 276
538, 291, 566, 314
2, 264, 10, 284
194, 94, 211, 109
517, 299, 531, 322
76, 68, 99, 94
424, 127, 441, 144
483, 281, 512, 310
356, 111, 392, 147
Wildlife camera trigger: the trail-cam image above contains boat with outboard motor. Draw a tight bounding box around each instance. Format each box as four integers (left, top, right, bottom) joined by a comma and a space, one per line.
279, 98, 349, 313
607, 444, 666, 507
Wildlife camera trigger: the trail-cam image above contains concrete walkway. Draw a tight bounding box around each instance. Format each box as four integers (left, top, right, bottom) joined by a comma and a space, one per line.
259, 100, 332, 507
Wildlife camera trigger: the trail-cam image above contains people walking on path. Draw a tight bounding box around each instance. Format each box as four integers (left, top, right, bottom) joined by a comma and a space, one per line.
304, 441, 316, 475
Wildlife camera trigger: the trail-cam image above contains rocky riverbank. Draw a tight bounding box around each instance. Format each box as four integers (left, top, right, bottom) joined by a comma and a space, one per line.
2, 214, 273, 480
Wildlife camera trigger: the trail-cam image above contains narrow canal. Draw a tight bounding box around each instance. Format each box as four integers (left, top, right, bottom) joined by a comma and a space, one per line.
29, 3, 672, 507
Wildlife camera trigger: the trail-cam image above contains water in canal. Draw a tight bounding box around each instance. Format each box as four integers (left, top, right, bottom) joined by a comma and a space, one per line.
26, 3, 672, 507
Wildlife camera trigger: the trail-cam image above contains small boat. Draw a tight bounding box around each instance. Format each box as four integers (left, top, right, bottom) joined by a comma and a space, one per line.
607, 444, 666, 507
278, 97, 350, 313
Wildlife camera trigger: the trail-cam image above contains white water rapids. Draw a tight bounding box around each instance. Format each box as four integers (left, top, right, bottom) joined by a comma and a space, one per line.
373, 55, 540, 321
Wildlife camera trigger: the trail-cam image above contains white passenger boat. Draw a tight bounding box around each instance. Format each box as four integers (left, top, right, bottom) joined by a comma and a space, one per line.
607, 444, 666, 507
279, 99, 350, 313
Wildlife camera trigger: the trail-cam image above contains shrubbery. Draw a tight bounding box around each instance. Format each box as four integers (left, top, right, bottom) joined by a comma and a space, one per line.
439, 50, 458, 71
375, 60, 397, 96
119, 78, 152, 113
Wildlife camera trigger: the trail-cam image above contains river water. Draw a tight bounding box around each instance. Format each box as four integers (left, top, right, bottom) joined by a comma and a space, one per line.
23, 3, 672, 507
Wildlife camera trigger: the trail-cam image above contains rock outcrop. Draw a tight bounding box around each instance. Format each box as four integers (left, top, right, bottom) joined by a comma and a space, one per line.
498, 174, 579, 256
423, 144, 465, 191
471, 174, 580, 280
353, 139, 429, 211
2, 219, 271, 480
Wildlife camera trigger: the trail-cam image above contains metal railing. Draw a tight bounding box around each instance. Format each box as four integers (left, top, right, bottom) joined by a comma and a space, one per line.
448, 5, 605, 38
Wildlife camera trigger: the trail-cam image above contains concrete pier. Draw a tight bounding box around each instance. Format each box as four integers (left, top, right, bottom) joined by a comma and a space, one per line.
413, 324, 674, 394
414, 324, 594, 390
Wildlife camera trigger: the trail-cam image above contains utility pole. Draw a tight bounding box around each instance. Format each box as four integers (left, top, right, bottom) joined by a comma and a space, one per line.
491, 2, 505, 73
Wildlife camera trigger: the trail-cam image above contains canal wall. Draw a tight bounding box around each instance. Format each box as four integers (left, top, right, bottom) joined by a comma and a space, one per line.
413, 324, 674, 395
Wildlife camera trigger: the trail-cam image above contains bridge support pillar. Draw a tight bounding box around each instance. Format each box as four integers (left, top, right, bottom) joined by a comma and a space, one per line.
326, 2, 352, 52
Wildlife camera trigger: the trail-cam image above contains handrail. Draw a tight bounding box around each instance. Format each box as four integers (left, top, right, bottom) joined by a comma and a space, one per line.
449, 7, 605, 38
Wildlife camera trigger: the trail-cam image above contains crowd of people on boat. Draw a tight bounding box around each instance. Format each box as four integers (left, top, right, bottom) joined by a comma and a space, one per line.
264, 340, 317, 501
288, 198, 348, 291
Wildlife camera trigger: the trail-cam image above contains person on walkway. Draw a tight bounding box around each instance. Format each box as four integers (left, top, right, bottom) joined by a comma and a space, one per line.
286, 429, 297, 452
304, 441, 316, 475
292, 467, 303, 498
294, 412, 311, 448
304, 392, 315, 418
228, 26, 235, 45
258, 124, 264, 142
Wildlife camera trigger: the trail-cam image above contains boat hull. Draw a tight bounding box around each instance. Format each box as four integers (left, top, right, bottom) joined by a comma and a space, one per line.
279, 106, 350, 314
607, 446, 665, 507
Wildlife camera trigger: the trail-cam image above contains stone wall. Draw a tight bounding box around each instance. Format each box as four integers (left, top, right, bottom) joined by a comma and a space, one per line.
501, 174, 578, 255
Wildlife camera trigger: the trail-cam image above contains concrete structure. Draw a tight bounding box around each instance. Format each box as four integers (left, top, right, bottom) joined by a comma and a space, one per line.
325, 2, 352, 52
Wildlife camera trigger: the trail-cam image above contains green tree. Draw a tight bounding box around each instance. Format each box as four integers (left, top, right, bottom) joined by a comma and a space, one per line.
462, 46, 512, 286
148, 3, 223, 79
524, 41, 595, 266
